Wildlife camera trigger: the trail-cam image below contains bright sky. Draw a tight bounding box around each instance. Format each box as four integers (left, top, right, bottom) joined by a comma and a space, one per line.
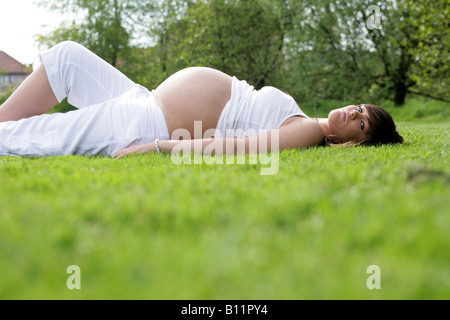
0, 0, 61, 66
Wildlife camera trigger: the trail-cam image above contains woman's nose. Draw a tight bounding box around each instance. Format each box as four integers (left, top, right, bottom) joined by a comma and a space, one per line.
350, 110, 360, 120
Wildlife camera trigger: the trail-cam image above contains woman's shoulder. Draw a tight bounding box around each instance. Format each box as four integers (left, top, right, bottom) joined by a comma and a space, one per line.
281, 115, 317, 127
278, 116, 325, 148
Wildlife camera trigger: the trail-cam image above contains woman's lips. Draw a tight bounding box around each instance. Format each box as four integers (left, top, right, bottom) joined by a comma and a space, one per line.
343, 110, 347, 122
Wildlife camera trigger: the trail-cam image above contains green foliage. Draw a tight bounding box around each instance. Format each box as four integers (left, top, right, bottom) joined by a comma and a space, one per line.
37, 0, 139, 66
0, 87, 15, 105
129, 0, 288, 89
407, 0, 449, 101
48, 99, 77, 114
32, 0, 450, 105
281, 0, 449, 105
175, 0, 287, 88
381, 96, 450, 123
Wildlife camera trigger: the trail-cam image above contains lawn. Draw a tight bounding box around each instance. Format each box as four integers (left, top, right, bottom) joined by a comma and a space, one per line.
0, 97, 448, 299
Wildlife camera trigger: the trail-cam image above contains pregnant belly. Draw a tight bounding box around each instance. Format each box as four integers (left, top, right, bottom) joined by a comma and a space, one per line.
153, 67, 233, 138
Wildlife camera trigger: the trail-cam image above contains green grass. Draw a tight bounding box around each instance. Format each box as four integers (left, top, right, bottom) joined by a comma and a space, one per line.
0, 98, 449, 299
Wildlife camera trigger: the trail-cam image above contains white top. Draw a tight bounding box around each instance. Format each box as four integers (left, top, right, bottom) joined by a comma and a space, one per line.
215, 76, 308, 138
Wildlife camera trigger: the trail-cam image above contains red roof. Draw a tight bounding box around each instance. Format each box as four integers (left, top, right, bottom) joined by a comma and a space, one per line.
0, 51, 28, 74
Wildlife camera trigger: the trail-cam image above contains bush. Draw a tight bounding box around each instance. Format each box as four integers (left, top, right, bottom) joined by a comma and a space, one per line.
0, 87, 15, 105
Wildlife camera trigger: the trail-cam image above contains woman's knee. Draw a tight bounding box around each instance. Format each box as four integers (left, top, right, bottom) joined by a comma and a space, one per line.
54, 41, 91, 61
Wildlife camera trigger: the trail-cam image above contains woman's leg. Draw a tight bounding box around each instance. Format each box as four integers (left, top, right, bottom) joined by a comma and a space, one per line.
0, 41, 137, 122
41, 41, 137, 108
0, 65, 58, 122
0, 91, 166, 157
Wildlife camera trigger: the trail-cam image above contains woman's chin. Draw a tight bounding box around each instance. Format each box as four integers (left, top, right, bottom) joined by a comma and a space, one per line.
328, 109, 342, 126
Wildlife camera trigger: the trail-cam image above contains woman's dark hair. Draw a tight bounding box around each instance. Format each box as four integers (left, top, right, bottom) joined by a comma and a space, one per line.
360, 104, 404, 146
318, 104, 404, 147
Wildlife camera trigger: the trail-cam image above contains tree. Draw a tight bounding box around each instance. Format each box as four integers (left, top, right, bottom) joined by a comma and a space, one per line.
37, 0, 142, 67
149, 0, 291, 89
35, 0, 447, 106
407, 0, 449, 101
282, 0, 448, 106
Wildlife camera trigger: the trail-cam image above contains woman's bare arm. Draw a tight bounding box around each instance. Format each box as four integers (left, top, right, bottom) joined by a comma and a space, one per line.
112, 118, 324, 158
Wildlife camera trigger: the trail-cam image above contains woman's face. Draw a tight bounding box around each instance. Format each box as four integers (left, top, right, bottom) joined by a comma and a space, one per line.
328, 105, 371, 143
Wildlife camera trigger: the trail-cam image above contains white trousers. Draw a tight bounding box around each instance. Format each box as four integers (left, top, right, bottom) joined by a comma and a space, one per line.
0, 41, 170, 157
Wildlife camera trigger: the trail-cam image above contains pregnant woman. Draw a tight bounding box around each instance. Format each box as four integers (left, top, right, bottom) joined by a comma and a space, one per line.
0, 41, 403, 157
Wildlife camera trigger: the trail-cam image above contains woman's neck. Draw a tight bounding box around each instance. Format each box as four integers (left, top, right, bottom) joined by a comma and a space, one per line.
317, 118, 331, 137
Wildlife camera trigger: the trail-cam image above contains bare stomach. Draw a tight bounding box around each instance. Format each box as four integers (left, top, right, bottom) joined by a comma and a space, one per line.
153, 67, 233, 138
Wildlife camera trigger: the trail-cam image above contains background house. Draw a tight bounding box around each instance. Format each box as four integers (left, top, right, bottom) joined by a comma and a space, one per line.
0, 51, 29, 93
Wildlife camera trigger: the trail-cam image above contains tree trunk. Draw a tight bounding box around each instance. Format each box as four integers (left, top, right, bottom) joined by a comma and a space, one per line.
393, 81, 407, 106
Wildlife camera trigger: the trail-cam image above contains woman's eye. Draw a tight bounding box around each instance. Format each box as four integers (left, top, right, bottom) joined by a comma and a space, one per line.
358, 107, 363, 113
360, 121, 365, 131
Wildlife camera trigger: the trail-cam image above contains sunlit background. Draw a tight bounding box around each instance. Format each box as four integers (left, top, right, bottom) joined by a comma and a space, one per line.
0, 0, 62, 66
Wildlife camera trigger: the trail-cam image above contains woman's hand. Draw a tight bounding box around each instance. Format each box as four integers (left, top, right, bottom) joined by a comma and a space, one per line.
112, 143, 154, 158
